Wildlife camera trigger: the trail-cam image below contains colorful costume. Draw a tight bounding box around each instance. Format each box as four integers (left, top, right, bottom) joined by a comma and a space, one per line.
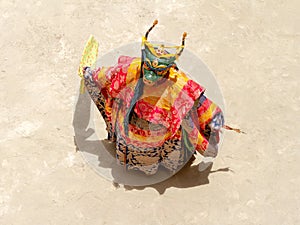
78, 21, 227, 175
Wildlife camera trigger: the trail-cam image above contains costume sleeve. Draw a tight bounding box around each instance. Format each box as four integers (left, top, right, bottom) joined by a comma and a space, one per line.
89, 56, 138, 133
195, 93, 225, 157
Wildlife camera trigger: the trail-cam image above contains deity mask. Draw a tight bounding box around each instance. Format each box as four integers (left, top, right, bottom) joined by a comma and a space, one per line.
141, 20, 187, 85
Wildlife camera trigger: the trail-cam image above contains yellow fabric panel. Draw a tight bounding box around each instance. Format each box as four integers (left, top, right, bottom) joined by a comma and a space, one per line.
158, 68, 189, 107
126, 58, 141, 85
141, 96, 160, 105
198, 103, 217, 125
97, 66, 107, 80
141, 80, 172, 110
137, 67, 191, 112
196, 131, 204, 145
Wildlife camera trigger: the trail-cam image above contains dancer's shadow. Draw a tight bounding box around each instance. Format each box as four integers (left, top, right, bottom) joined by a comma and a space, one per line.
123, 161, 231, 194
73, 91, 231, 194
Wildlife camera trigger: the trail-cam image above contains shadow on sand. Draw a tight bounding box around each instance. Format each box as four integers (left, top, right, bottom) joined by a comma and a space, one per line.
73, 91, 231, 194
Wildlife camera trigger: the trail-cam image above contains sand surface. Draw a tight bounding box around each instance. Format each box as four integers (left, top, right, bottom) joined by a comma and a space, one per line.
1, 0, 299, 224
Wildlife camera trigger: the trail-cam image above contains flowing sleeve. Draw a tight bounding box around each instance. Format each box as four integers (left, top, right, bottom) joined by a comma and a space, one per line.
195, 93, 225, 157
90, 56, 139, 130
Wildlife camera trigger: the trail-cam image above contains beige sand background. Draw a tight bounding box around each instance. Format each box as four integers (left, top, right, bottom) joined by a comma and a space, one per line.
1, 0, 299, 224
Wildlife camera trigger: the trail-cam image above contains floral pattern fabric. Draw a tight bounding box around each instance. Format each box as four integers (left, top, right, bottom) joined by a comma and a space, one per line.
80, 46, 224, 175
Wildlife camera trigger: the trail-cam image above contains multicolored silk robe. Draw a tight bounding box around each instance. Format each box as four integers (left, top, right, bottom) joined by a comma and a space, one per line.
79, 37, 224, 175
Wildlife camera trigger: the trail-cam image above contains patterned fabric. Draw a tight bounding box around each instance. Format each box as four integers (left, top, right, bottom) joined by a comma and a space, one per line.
79, 39, 224, 175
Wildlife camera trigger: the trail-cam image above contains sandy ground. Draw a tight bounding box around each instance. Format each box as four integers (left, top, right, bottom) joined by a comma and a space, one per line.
1, 0, 300, 224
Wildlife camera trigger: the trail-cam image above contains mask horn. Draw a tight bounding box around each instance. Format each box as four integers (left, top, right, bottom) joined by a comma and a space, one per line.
145, 20, 158, 40
177, 32, 187, 57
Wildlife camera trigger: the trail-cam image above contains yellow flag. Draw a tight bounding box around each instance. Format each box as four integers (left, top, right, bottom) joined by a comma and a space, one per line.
78, 35, 99, 93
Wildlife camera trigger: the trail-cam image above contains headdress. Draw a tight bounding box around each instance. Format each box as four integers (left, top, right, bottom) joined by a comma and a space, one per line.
142, 20, 187, 84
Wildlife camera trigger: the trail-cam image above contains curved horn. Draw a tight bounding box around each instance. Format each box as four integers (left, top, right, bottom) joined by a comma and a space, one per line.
145, 20, 158, 39
177, 32, 187, 57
